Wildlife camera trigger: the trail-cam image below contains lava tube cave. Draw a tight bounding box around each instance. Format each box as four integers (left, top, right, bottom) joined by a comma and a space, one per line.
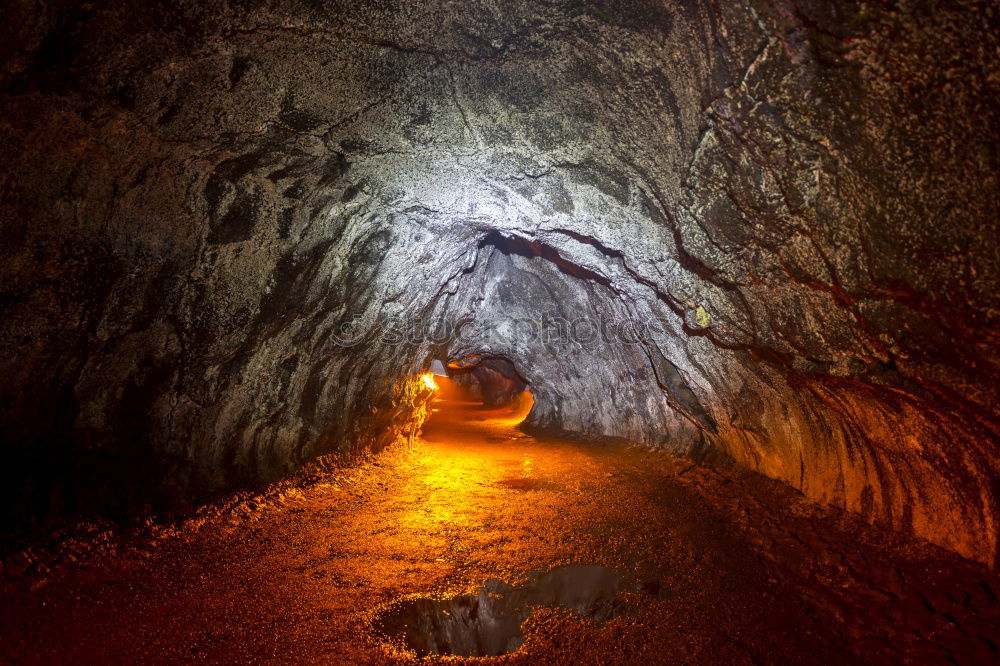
0, 0, 999, 663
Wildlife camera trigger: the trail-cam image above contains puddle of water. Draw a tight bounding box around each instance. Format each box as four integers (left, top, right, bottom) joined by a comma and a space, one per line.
372, 565, 647, 658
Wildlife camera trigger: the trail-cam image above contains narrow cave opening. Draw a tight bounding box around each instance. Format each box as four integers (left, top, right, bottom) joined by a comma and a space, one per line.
424, 355, 535, 432
443, 355, 529, 408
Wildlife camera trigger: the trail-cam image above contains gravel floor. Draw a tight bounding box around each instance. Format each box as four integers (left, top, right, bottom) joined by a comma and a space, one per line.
1, 400, 997, 664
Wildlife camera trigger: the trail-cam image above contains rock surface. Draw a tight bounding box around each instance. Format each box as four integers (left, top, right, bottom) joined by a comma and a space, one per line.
0, 0, 998, 564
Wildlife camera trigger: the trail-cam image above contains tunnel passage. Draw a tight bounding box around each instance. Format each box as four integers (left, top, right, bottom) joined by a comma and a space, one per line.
0, 0, 998, 573
445, 356, 529, 408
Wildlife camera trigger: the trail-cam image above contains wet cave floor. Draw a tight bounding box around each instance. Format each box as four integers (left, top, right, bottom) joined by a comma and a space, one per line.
1, 400, 998, 664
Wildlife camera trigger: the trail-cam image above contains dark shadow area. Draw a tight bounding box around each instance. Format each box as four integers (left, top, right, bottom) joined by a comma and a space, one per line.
0, 446, 211, 559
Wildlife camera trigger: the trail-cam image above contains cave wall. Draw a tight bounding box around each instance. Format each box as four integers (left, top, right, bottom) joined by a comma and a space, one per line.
1, 0, 998, 563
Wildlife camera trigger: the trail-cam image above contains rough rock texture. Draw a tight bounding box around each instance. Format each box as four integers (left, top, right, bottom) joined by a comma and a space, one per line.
1, 1, 998, 563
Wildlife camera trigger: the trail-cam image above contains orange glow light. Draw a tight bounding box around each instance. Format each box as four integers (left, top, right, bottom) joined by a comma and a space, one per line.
421, 373, 438, 391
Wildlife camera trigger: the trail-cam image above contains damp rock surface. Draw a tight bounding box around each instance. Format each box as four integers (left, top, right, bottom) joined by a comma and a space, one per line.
0, 0, 998, 567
